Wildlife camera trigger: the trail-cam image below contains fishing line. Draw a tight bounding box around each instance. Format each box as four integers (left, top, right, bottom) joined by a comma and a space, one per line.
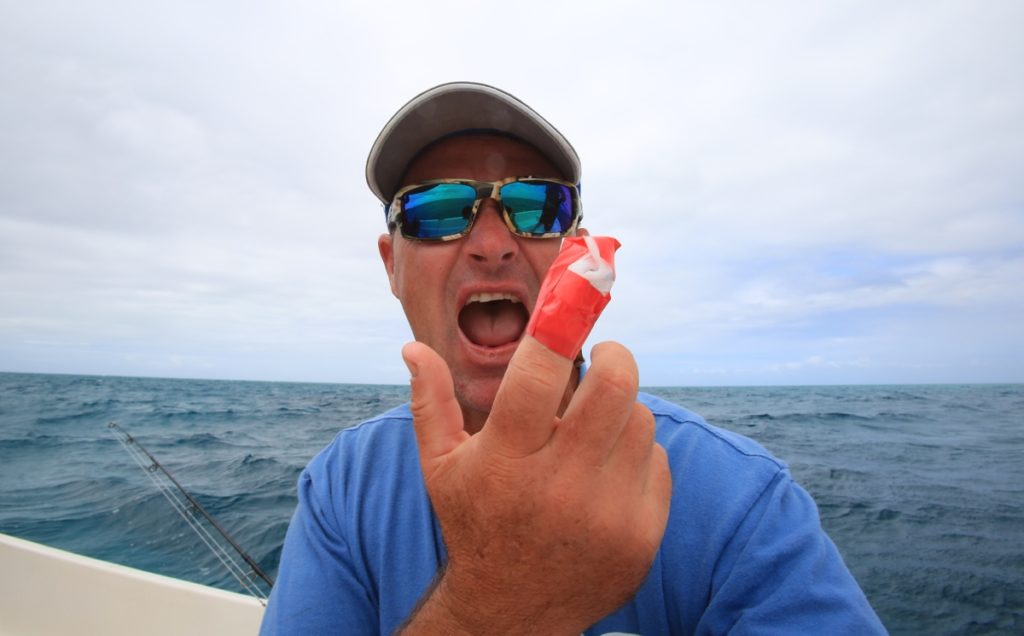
107, 422, 273, 603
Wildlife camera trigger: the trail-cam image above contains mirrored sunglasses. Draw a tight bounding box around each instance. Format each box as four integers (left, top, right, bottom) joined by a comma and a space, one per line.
386, 177, 582, 241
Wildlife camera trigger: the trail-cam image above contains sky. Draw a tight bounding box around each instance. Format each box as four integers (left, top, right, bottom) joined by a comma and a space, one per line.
1, 0, 1022, 387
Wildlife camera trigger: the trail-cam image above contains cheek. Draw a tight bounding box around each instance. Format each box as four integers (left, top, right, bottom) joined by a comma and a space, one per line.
392, 244, 455, 318
524, 240, 563, 282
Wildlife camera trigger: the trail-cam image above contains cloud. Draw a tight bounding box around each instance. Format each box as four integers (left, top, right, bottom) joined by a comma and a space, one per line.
1, 0, 1022, 385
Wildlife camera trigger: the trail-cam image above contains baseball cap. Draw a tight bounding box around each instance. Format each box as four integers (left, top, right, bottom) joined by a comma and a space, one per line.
365, 81, 581, 204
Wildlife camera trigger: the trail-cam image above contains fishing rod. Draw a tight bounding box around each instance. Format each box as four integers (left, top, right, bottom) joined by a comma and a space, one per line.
107, 421, 274, 602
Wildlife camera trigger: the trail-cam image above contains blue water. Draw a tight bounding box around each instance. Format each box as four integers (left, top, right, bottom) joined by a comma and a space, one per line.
0, 373, 1021, 634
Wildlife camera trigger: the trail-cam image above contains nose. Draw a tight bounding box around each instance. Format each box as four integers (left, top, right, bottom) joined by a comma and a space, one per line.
464, 198, 518, 265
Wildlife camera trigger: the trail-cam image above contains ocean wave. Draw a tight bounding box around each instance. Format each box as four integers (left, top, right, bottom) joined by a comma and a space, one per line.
275, 405, 322, 414
739, 411, 877, 425
3, 373, 1022, 633
827, 467, 872, 481
234, 453, 280, 469
32, 410, 108, 426
172, 432, 230, 448
0, 433, 65, 450
79, 398, 123, 408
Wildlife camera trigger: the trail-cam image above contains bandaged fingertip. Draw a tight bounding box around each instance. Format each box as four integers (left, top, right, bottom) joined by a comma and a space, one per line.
525, 235, 620, 359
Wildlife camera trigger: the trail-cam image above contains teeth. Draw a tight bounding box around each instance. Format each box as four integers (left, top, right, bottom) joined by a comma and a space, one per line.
467, 292, 521, 304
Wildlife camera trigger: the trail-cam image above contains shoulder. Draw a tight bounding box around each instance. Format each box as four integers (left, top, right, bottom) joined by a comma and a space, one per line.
638, 392, 799, 571
334, 401, 414, 439
632, 393, 883, 630
308, 403, 415, 471
299, 403, 420, 522
639, 391, 787, 477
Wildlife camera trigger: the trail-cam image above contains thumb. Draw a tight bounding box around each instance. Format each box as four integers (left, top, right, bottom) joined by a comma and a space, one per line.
402, 341, 469, 469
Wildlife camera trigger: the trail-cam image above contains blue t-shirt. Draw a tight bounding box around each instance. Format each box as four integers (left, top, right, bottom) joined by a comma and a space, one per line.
261, 393, 885, 634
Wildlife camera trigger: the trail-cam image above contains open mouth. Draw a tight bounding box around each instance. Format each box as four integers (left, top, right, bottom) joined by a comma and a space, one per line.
457, 292, 529, 348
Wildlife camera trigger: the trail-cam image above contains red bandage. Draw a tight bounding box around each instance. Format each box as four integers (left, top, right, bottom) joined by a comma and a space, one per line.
525, 236, 620, 359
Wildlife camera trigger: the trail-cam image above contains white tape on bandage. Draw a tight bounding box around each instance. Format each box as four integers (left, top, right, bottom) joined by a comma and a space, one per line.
566, 234, 615, 295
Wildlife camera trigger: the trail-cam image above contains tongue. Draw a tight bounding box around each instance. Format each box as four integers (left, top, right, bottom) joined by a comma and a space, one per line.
459, 300, 528, 347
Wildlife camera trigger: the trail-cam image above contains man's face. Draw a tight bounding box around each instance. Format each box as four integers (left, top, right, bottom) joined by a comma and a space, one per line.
378, 134, 570, 423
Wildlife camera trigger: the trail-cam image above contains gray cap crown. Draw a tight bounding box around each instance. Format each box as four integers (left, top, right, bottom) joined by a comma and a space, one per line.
365, 82, 581, 203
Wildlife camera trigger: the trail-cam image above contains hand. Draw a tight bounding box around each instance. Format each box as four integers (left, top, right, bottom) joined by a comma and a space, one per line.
400, 336, 672, 635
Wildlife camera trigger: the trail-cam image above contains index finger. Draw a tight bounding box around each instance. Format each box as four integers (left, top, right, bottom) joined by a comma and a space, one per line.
484, 334, 574, 456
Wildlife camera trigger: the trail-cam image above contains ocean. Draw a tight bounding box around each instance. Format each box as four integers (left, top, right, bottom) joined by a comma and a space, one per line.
0, 372, 1020, 634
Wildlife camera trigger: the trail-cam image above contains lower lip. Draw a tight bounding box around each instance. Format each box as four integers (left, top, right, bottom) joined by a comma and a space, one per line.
457, 328, 521, 366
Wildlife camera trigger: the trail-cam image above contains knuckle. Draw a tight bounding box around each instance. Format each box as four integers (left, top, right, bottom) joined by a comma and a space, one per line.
588, 361, 638, 403
504, 363, 553, 398
408, 404, 429, 430
652, 442, 669, 468
651, 445, 673, 497
613, 403, 656, 455
504, 344, 567, 398
408, 391, 433, 422
632, 403, 656, 438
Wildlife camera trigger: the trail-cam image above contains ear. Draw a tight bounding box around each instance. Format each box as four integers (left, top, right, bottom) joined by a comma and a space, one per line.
575, 226, 590, 237
377, 233, 399, 298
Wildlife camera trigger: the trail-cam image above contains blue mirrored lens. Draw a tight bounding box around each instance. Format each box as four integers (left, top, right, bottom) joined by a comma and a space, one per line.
500, 182, 575, 235
401, 183, 477, 239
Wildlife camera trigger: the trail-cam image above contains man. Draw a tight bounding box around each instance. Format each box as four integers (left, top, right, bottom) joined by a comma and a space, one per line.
261, 82, 885, 634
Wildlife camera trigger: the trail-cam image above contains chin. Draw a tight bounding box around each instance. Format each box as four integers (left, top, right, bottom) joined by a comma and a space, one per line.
453, 375, 503, 425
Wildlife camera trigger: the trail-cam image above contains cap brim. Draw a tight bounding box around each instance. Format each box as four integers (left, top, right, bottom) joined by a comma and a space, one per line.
366, 82, 581, 203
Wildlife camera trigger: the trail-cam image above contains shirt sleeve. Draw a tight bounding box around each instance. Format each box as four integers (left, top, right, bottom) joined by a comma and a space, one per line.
259, 466, 377, 635
697, 470, 887, 634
